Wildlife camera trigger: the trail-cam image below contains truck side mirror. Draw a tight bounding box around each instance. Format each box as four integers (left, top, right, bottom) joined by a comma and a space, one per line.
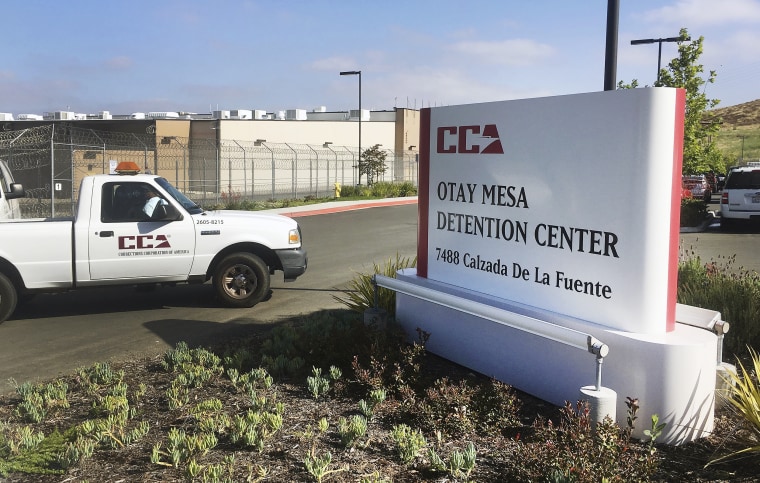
5, 183, 25, 200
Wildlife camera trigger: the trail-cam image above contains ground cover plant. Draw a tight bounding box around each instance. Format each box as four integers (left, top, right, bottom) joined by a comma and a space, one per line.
209, 181, 418, 212
1, 255, 760, 481
678, 246, 760, 355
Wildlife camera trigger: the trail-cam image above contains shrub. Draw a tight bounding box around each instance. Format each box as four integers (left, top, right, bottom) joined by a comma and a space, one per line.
509, 400, 660, 482
418, 377, 477, 436
390, 424, 427, 464
337, 184, 361, 197
680, 197, 708, 227
337, 415, 367, 448
332, 253, 417, 316
352, 327, 429, 398
368, 181, 399, 198
709, 346, 760, 466
678, 250, 760, 355
427, 441, 477, 479
395, 181, 417, 197
416, 377, 521, 437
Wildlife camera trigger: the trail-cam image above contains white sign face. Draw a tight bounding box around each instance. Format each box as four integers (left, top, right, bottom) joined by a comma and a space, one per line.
418, 88, 684, 333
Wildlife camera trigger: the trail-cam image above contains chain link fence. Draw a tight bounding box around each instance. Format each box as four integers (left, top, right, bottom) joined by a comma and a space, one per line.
0, 125, 418, 218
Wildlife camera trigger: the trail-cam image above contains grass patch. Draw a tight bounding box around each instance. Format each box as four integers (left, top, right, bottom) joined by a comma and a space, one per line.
209, 181, 417, 212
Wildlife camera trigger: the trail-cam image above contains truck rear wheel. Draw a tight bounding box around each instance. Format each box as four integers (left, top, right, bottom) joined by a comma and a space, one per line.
213, 253, 270, 308
0, 272, 18, 324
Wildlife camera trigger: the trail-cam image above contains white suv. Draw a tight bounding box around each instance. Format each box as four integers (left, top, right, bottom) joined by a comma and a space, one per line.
720, 163, 760, 228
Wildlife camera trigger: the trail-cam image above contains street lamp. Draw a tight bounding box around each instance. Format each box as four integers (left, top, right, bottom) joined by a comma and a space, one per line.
630, 35, 689, 84
340, 70, 361, 184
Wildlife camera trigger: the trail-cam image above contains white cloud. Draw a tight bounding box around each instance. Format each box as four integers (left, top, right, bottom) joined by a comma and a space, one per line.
642, 0, 760, 28
306, 56, 358, 72
448, 39, 555, 66
372, 68, 551, 109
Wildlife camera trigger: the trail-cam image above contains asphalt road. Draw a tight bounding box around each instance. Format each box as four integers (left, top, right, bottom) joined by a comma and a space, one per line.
0, 203, 418, 395
2, 198, 759, 396
680, 199, 760, 273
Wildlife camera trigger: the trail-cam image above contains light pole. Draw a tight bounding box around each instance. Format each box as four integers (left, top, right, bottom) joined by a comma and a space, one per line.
630, 36, 689, 84
604, 0, 619, 91
340, 70, 361, 184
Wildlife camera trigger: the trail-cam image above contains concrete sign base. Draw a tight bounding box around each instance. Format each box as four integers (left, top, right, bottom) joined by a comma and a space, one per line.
395, 269, 718, 445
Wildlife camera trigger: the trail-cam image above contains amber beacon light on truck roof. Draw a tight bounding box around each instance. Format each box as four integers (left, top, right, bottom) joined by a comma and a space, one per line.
113, 161, 142, 175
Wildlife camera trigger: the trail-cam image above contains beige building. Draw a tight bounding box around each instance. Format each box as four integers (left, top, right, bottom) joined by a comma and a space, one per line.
3, 107, 420, 156
1, 108, 421, 216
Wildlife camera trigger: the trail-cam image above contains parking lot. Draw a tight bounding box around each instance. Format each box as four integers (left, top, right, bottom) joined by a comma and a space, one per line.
680, 197, 760, 273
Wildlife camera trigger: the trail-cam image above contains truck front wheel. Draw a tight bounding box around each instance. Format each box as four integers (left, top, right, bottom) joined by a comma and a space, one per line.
0, 272, 18, 324
213, 253, 270, 308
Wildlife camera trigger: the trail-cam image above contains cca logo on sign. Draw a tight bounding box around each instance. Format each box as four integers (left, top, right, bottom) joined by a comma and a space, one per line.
436, 124, 503, 154
118, 235, 171, 249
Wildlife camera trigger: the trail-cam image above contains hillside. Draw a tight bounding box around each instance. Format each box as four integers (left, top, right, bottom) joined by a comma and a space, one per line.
706, 98, 760, 127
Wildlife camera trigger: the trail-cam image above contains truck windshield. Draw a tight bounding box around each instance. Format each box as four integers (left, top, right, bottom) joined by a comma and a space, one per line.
156, 178, 204, 215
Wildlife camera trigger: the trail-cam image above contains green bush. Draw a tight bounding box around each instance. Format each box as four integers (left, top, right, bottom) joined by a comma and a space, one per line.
509, 401, 660, 482
678, 251, 760, 355
367, 182, 398, 198
709, 347, 760, 466
209, 181, 416, 209
416, 377, 521, 437
334, 181, 417, 199
680, 197, 708, 227
332, 253, 417, 316
337, 184, 361, 197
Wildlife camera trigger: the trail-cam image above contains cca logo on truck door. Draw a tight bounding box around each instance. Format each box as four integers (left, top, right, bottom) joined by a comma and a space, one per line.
118, 235, 171, 249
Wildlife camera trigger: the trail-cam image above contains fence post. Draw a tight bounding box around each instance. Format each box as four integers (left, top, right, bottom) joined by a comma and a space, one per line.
285, 143, 297, 198
233, 140, 247, 197
324, 142, 337, 189
307, 144, 317, 197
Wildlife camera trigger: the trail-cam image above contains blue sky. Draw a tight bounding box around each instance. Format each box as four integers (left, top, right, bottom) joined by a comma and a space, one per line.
2, 0, 759, 116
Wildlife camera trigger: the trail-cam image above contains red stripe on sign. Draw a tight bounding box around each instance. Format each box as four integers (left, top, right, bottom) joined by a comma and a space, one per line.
667, 89, 686, 332
417, 108, 431, 278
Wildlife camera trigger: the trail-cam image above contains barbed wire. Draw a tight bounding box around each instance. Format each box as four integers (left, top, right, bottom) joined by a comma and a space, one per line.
1, 125, 418, 218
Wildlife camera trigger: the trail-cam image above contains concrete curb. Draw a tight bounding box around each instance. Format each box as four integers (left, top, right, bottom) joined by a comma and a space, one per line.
680, 211, 718, 233
265, 196, 418, 218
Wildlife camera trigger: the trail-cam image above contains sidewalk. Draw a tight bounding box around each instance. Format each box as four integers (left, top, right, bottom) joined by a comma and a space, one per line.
265, 196, 418, 218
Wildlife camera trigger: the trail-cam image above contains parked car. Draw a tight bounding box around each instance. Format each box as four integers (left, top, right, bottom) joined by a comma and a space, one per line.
720, 163, 760, 229
682, 175, 712, 202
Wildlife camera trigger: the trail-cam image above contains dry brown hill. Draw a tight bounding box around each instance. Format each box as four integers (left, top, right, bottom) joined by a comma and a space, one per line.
706, 98, 760, 127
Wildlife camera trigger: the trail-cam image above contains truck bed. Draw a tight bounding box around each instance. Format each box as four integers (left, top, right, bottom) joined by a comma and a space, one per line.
0, 219, 74, 289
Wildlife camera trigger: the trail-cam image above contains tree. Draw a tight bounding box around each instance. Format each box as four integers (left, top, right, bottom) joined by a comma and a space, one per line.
618, 28, 722, 174
359, 144, 387, 185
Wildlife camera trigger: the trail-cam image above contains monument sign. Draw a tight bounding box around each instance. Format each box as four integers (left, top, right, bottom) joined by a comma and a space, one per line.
417, 88, 685, 333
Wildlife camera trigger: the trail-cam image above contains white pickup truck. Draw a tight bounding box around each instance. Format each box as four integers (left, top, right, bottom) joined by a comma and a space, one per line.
0, 159, 25, 220
0, 164, 307, 323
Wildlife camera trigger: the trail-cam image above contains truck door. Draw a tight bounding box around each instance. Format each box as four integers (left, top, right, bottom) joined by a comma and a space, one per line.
0, 160, 20, 219
88, 181, 195, 280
